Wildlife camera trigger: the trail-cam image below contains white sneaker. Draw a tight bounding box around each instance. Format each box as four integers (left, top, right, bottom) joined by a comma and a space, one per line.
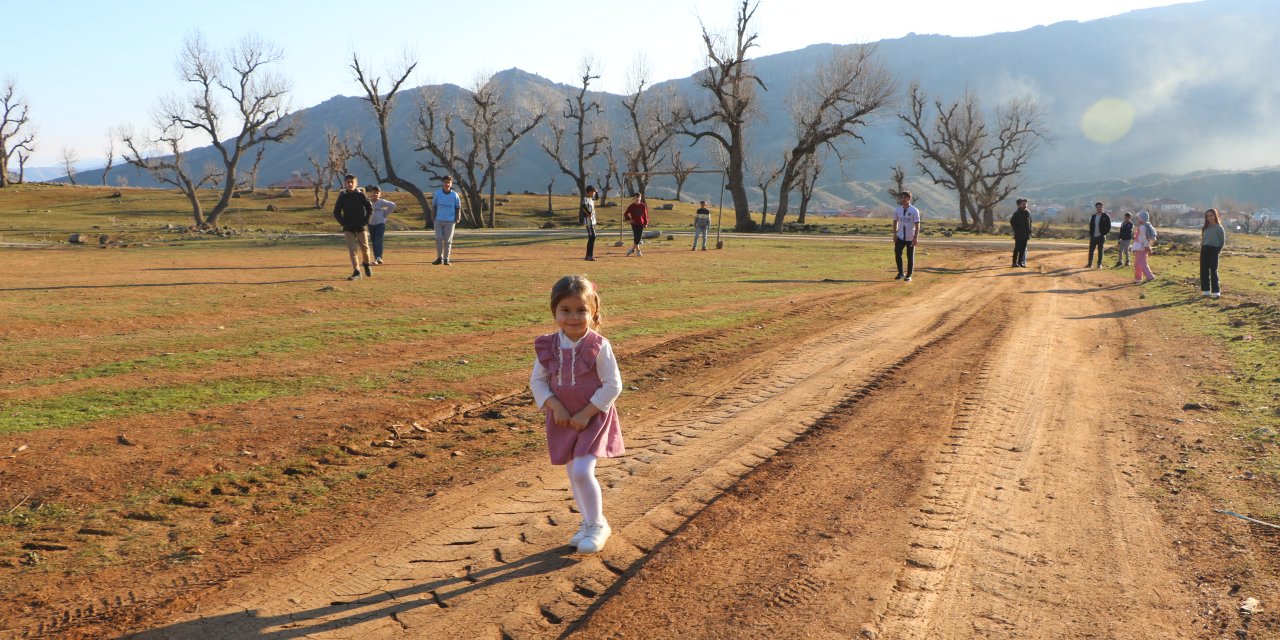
568, 521, 589, 547
576, 521, 611, 554
1202, 291, 1211, 297
1213, 292, 1221, 299
636, 249, 643, 257
626, 247, 634, 256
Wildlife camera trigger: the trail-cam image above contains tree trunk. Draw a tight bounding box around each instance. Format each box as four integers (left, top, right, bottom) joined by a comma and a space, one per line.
184, 188, 206, 228
798, 193, 811, 223
674, 177, 686, 202
206, 152, 241, 228
727, 152, 752, 230
487, 176, 497, 228
771, 169, 798, 231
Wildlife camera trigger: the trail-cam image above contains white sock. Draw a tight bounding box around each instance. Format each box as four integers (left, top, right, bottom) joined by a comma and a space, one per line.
566, 455, 603, 525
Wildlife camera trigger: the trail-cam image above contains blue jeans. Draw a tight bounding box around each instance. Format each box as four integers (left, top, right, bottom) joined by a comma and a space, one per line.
368, 223, 386, 260
693, 225, 709, 249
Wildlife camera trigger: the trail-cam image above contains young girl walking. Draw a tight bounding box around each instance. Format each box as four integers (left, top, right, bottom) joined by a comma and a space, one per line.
1132, 210, 1157, 284
530, 275, 624, 553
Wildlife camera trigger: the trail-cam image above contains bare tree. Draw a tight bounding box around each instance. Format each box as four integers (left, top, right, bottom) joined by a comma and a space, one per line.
753, 159, 782, 227
770, 45, 895, 230
900, 83, 984, 229
416, 73, 546, 227
101, 136, 116, 186
60, 147, 79, 185
0, 80, 36, 188
900, 82, 1046, 231
677, 0, 765, 230
307, 128, 353, 209
350, 52, 435, 227
160, 32, 297, 227
620, 59, 676, 197
239, 144, 266, 191
119, 123, 222, 226
795, 151, 827, 224
888, 164, 908, 201
15, 149, 30, 184
971, 97, 1048, 229
539, 60, 608, 206
669, 142, 697, 201
601, 139, 629, 205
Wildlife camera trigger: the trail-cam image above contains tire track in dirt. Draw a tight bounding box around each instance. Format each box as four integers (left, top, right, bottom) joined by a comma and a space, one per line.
874, 269, 1194, 639
114, 262, 998, 639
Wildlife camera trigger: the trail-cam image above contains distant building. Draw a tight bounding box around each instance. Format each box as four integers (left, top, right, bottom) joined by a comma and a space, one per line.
268, 171, 317, 190
1148, 198, 1187, 214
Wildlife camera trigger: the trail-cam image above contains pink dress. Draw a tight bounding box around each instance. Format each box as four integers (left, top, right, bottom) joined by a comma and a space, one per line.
534, 331, 625, 465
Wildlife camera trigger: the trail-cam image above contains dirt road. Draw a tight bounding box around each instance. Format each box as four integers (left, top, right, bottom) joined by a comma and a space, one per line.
113, 251, 1213, 639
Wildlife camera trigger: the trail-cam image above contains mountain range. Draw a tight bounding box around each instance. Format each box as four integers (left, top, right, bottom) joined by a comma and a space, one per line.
69, 0, 1280, 214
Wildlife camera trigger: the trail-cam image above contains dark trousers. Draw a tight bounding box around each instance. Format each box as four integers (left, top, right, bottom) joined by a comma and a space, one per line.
1087, 236, 1106, 266
631, 225, 644, 246
368, 223, 386, 259
1012, 235, 1029, 265
894, 237, 915, 276
1199, 245, 1221, 293
585, 224, 596, 258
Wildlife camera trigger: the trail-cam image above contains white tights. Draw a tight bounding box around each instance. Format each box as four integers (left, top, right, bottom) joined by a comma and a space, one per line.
565, 455, 603, 525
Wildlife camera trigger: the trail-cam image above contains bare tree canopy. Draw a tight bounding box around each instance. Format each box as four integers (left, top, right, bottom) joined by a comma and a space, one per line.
60, 148, 79, 186
350, 51, 435, 227
900, 82, 1047, 230
159, 31, 298, 227
539, 59, 608, 204
620, 59, 677, 198
101, 135, 116, 186
677, 0, 765, 231
0, 80, 36, 188
119, 123, 222, 226
417, 73, 546, 227
771, 45, 895, 230
307, 128, 353, 210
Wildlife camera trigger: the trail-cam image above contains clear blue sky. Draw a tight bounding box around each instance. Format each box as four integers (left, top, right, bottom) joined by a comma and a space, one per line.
7, 0, 1195, 166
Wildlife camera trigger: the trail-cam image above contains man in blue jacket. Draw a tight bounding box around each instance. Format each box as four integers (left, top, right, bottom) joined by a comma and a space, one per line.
432, 176, 462, 265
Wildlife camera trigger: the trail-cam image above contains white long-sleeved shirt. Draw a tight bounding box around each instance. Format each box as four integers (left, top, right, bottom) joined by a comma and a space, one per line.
529, 331, 622, 412
370, 198, 397, 225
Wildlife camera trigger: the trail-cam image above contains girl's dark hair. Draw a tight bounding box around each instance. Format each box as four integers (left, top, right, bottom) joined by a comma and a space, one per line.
550, 275, 602, 329
1203, 208, 1221, 232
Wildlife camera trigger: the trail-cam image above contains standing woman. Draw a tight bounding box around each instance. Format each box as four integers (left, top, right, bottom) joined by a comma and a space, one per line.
582, 185, 598, 261
1200, 208, 1226, 298
623, 193, 649, 257
1132, 210, 1157, 284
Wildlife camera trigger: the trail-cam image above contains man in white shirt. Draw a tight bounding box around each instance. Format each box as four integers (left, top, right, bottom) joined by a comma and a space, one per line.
893, 191, 921, 282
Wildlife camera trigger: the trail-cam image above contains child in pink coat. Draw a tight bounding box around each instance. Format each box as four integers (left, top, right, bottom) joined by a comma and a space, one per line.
530, 275, 624, 553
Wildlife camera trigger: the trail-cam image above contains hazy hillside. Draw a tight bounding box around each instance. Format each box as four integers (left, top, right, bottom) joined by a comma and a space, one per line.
76, 0, 1280, 213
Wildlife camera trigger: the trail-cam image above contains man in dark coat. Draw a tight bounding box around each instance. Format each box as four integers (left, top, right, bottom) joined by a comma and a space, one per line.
1086, 201, 1112, 269
1010, 198, 1032, 267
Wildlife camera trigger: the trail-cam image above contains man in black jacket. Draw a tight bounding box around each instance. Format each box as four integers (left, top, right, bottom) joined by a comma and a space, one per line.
1086, 201, 1112, 269
1010, 198, 1032, 267
333, 174, 374, 280
1114, 212, 1134, 268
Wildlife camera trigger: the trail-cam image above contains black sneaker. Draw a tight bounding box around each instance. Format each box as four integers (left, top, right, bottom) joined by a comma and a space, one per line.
347, 270, 361, 281
363, 264, 372, 277
443, 259, 451, 266
432, 258, 443, 265
894, 273, 904, 280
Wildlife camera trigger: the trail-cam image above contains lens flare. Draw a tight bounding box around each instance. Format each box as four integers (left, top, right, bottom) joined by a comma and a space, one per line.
1080, 98, 1135, 144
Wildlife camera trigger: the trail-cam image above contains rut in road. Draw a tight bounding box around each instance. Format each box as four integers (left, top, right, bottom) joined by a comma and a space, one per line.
569, 255, 1199, 640
126, 263, 999, 640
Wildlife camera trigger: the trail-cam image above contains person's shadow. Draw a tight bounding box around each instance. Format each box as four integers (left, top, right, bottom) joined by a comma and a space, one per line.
126, 547, 577, 639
